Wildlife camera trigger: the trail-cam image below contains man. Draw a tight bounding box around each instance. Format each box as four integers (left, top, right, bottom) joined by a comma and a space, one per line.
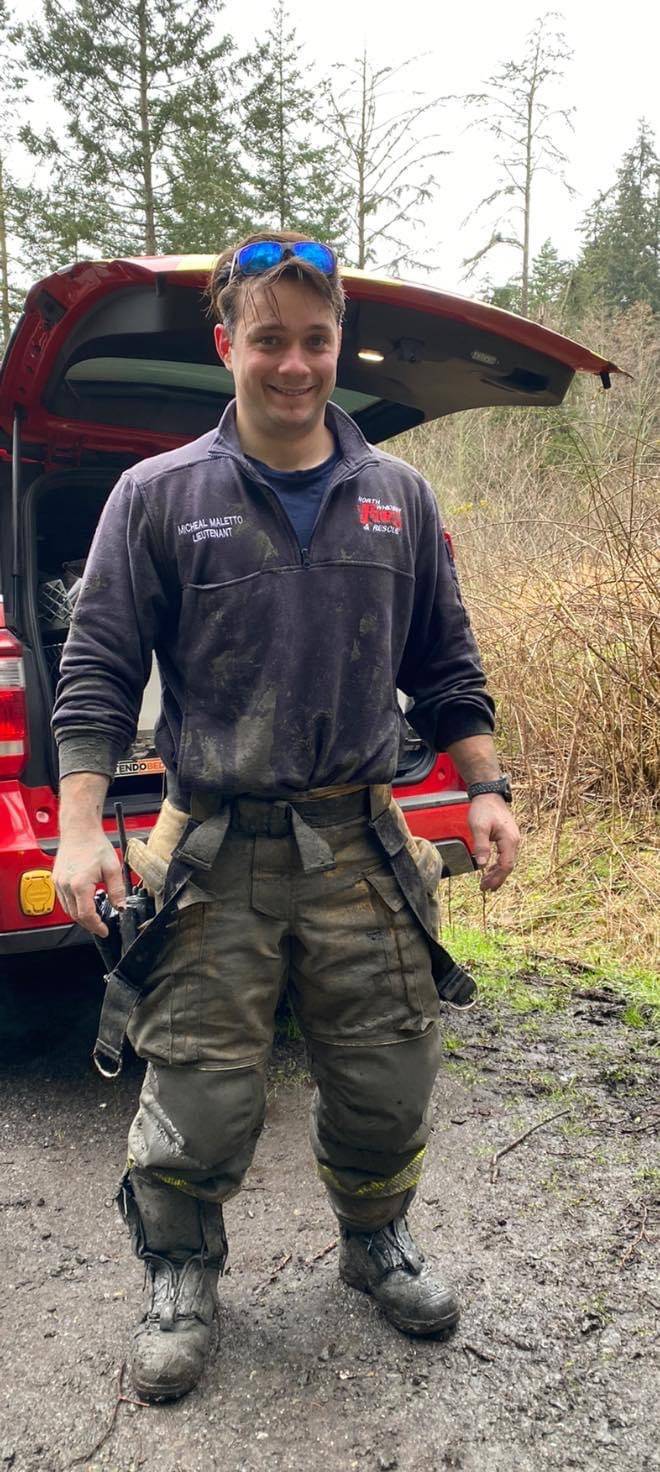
53, 231, 520, 1403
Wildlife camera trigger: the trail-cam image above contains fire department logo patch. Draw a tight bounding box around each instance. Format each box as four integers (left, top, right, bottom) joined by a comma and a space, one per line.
357, 496, 403, 534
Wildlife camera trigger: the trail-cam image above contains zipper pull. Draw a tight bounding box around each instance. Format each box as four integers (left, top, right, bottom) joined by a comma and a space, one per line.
301, 548, 310, 567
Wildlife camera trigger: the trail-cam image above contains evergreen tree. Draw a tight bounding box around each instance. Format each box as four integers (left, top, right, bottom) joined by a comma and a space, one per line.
486, 239, 573, 322
324, 50, 444, 273
12, 129, 111, 276
240, 0, 347, 244
158, 73, 250, 252
486, 279, 520, 314
577, 121, 659, 313
528, 239, 573, 315
27, 0, 236, 258
461, 13, 574, 315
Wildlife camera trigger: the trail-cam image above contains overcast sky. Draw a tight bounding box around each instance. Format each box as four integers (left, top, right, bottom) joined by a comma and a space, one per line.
13, 0, 660, 293
234, 0, 660, 289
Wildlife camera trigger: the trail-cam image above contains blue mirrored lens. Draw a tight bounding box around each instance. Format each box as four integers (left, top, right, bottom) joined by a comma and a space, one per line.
237, 241, 284, 274
235, 240, 336, 277
292, 243, 335, 274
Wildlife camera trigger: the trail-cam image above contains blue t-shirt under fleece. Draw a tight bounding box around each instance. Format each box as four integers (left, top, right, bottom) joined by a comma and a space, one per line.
246, 442, 342, 552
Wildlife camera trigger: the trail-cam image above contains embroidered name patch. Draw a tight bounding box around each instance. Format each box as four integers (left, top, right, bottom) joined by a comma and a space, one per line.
177, 515, 243, 543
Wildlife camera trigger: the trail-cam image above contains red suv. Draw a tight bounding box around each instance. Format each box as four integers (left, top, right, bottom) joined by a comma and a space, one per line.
0, 257, 616, 955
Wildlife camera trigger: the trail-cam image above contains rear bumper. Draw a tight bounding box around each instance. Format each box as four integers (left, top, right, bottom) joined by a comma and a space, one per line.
434, 838, 475, 876
0, 922, 91, 956
398, 791, 475, 876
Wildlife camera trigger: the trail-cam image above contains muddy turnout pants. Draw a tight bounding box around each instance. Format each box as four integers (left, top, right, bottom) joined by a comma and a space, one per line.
125, 793, 443, 1234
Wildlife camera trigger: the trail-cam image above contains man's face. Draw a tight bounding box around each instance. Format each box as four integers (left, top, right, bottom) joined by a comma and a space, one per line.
214, 276, 341, 440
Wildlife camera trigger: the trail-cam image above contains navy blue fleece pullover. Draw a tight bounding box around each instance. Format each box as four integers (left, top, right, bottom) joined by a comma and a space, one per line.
53, 401, 494, 800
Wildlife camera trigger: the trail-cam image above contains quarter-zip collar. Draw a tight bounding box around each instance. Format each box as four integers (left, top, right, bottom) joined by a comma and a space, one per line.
208, 398, 377, 487
208, 398, 379, 564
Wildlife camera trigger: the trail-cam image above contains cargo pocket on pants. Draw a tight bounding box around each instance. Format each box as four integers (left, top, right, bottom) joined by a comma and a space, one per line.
127, 900, 209, 1065
363, 869, 440, 1025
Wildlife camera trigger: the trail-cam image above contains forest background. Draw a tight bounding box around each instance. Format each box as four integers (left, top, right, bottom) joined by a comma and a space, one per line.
1, 0, 658, 1000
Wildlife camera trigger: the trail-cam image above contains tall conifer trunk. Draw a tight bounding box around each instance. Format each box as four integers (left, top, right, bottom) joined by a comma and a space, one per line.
357, 51, 367, 269
239, 0, 348, 245
277, 12, 286, 228
521, 95, 533, 316
138, 0, 157, 252
520, 37, 540, 317
460, 18, 573, 310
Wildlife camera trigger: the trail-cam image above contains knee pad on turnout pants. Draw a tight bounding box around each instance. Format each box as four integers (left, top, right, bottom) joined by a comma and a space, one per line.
308, 1025, 441, 1230
127, 1061, 267, 1202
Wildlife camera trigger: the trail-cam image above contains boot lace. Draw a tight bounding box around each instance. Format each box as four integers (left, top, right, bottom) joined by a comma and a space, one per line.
142, 1245, 220, 1329
362, 1217, 425, 1278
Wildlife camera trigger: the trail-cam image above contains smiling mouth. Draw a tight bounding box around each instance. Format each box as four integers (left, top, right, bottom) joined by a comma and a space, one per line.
268, 385, 315, 397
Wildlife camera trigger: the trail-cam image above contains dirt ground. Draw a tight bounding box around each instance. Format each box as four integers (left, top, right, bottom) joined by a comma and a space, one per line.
0, 952, 658, 1472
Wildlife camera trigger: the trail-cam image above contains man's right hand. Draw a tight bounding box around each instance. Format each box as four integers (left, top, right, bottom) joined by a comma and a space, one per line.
54, 830, 126, 936
54, 771, 124, 936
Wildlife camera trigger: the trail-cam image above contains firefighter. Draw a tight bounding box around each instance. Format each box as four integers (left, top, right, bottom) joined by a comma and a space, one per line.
52, 232, 520, 1402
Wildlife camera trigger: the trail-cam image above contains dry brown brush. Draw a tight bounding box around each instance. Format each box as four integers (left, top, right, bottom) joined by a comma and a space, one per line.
393, 304, 659, 863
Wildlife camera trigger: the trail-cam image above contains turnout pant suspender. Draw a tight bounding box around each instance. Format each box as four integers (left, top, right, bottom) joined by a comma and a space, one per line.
93, 789, 476, 1078
367, 786, 477, 1011
93, 809, 231, 1077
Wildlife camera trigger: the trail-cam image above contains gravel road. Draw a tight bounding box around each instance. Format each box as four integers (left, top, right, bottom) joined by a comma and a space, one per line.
0, 949, 658, 1472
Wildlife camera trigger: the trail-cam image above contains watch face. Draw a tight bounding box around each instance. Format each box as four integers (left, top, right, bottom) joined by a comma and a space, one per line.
492, 778, 511, 799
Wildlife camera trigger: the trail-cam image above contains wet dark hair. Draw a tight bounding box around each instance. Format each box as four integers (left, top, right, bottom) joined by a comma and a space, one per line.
208, 228, 345, 339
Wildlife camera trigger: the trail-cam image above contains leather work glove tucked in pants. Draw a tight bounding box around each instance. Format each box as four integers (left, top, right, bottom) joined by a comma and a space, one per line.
125, 798, 444, 1233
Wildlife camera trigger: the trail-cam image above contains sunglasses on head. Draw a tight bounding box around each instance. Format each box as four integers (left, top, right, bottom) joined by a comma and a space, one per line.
227, 240, 337, 283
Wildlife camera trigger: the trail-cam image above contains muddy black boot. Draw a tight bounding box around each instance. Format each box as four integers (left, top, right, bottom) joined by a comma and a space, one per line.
339, 1215, 459, 1337
118, 1170, 228, 1402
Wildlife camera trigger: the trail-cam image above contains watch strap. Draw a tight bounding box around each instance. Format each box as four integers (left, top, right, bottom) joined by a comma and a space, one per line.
466, 776, 512, 804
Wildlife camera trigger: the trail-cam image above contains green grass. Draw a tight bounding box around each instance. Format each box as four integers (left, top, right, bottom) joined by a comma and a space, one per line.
442, 1032, 464, 1054
444, 921, 660, 1017
441, 816, 659, 983
635, 1165, 660, 1191
621, 1002, 651, 1029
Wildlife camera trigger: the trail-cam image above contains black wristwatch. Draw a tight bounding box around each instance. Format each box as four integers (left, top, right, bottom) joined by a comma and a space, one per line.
466, 775, 513, 804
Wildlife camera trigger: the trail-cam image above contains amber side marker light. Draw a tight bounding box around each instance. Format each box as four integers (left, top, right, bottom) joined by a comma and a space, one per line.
20, 870, 56, 917
357, 349, 385, 362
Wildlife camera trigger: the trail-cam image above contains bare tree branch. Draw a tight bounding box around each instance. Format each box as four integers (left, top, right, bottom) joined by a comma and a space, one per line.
459, 11, 574, 312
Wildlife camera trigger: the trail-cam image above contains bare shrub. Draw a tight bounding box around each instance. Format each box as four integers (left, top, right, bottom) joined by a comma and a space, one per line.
392, 303, 659, 844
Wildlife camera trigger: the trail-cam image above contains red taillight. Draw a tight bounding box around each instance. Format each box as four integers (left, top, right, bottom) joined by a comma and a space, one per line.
0, 629, 29, 778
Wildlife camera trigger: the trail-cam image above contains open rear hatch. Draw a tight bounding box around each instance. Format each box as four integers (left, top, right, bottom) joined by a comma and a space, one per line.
0, 256, 619, 796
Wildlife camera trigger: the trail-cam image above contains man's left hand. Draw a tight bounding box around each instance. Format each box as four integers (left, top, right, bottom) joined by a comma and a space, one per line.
468, 794, 521, 892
